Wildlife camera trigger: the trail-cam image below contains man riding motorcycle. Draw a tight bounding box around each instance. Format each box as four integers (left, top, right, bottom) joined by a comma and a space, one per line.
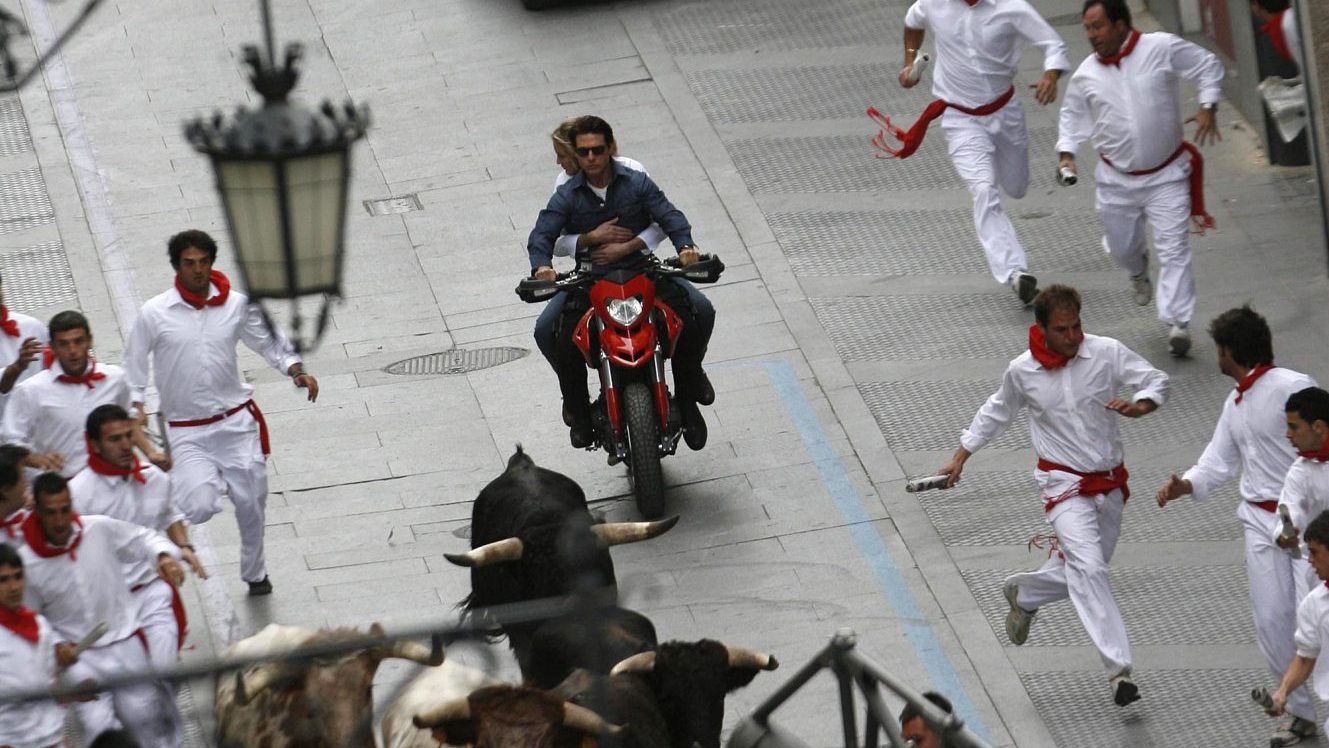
526, 115, 715, 450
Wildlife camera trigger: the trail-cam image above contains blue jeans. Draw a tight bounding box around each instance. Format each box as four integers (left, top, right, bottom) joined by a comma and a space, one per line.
533, 279, 715, 366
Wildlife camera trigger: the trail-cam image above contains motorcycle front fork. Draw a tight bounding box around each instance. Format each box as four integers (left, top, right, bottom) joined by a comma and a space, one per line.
596, 344, 679, 459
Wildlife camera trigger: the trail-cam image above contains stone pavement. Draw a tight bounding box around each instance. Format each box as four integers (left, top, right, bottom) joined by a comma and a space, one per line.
4, 0, 1329, 744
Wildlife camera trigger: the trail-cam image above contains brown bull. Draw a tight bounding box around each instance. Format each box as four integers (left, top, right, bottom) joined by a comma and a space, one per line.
215, 623, 443, 748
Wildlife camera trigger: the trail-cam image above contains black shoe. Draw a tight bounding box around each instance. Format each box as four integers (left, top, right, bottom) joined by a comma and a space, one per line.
247, 576, 273, 597
680, 400, 707, 451
1013, 271, 1039, 306
561, 402, 574, 427
569, 411, 594, 449
1111, 675, 1139, 707
695, 369, 715, 406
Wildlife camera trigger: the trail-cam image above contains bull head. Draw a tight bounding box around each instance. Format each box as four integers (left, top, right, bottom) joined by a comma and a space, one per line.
230, 623, 446, 705
445, 516, 680, 569
610, 645, 779, 676
412, 687, 624, 739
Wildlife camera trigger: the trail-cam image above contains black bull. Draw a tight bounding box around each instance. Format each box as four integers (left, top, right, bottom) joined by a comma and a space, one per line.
446, 447, 677, 671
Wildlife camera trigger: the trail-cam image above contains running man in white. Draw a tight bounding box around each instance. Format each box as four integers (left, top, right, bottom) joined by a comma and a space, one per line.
71, 403, 209, 748
125, 229, 318, 597
1155, 306, 1318, 746
0, 542, 73, 748
19, 472, 183, 747
886, 0, 1069, 304
0, 274, 48, 422
1057, 0, 1223, 356
1267, 510, 1329, 739
1276, 388, 1329, 564
1, 311, 164, 477
938, 284, 1168, 706
0, 445, 32, 545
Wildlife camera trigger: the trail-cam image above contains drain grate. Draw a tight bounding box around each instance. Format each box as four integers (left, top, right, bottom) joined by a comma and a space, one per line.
384, 347, 528, 375
363, 194, 423, 216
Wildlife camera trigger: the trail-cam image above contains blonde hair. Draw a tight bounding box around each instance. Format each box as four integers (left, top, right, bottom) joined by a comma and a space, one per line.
551, 117, 579, 150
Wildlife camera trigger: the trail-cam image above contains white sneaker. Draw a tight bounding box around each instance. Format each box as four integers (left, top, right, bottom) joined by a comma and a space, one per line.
1271, 715, 1318, 747
1003, 582, 1036, 645
1168, 323, 1191, 357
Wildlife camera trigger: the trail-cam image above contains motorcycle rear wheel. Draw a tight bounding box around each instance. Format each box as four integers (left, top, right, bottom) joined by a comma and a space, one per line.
623, 381, 666, 519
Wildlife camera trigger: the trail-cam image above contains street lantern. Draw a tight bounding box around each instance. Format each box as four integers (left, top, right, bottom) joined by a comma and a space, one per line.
183, 1, 368, 352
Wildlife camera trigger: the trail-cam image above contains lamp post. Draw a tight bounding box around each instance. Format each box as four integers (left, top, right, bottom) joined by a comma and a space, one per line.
183, 0, 369, 352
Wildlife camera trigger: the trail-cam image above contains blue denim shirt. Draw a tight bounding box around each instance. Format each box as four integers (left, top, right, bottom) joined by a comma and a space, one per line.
526, 160, 694, 272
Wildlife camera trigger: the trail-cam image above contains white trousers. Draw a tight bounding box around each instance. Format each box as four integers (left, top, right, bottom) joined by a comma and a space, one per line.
133, 579, 184, 746
66, 635, 179, 748
1007, 490, 1131, 676
941, 100, 1031, 285
1238, 501, 1317, 721
1094, 162, 1196, 325
168, 408, 268, 582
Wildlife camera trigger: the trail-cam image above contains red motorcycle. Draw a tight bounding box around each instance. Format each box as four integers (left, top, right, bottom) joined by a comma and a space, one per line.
518, 255, 723, 518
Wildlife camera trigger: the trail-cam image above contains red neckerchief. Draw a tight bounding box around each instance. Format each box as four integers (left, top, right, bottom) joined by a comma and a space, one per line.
175, 270, 230, 310
1234, 363, 1276, 404
0, 305, 19, 338
20, 511, 83, 560
1262, 11, 1293, 62
1096, 29, 1141, 67
0, 605, 39, 645
1029, 324, 1070, 370
55, 359, 106, 390
1299, 439, 1329, 463
85, 438, 147, 484
1, 508, 25, 539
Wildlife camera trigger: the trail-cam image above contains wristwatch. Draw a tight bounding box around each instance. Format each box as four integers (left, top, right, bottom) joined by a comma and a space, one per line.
1200, 102, 1217, 113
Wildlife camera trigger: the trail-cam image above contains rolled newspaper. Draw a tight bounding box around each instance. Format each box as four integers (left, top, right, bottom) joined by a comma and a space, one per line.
905, 53, 931, 85
1252, 686, 1274, 710
906, 475, 949, 493
1057, 166, 1078, 186
1278, 505, 1303, 559
72, 621, 109, 657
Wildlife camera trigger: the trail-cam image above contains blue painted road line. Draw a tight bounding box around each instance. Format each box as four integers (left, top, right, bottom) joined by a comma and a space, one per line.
715, 358, 988, 739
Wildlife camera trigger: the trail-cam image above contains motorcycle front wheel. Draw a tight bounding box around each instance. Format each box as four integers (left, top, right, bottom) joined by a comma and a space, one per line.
623, 381, 665, 519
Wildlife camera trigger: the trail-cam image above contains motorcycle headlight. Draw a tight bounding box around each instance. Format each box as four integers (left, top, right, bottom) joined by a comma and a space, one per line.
605, 296, 644, 326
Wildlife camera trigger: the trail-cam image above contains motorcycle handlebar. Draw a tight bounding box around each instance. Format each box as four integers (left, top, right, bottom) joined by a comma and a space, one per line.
515, 254, 724, 303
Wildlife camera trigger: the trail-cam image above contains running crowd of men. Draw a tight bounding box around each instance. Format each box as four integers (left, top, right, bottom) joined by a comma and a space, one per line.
0, 229, 317, 747
889, 0, 1325, 745
0, 0, 1322, 745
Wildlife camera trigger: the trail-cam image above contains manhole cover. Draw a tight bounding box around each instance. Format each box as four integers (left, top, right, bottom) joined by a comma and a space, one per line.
383, 347, 529, 375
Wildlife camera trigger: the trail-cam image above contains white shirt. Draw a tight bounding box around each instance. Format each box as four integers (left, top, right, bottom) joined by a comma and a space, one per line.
1277, 458, 1329, 556
0, 310, 48, 420
1057, 31, 1223, 172
961, 334, 1168, 499
903, 0, 1070, 109
552, 156, 666, 258
124, 282, 300, 421
69, 464, 182, 587
1, 508, 26, 549
1295, 582, 1329, 700
20, 514, 179, 645
1184, 367, 1318, 503
0, 364, 132, 477
1282, 10, 1301, 71
0, 614, 66, 748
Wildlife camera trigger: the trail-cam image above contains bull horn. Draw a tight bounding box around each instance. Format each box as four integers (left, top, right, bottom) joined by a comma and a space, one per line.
443, 537, 525, 568
726, 646, 779, 671
562, 702, 623, 735
592, 515, 680, 546
234, 667, 277, 706
609, 650, 656, 676
388, 634, 445, 666
413, 697, 470, 729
